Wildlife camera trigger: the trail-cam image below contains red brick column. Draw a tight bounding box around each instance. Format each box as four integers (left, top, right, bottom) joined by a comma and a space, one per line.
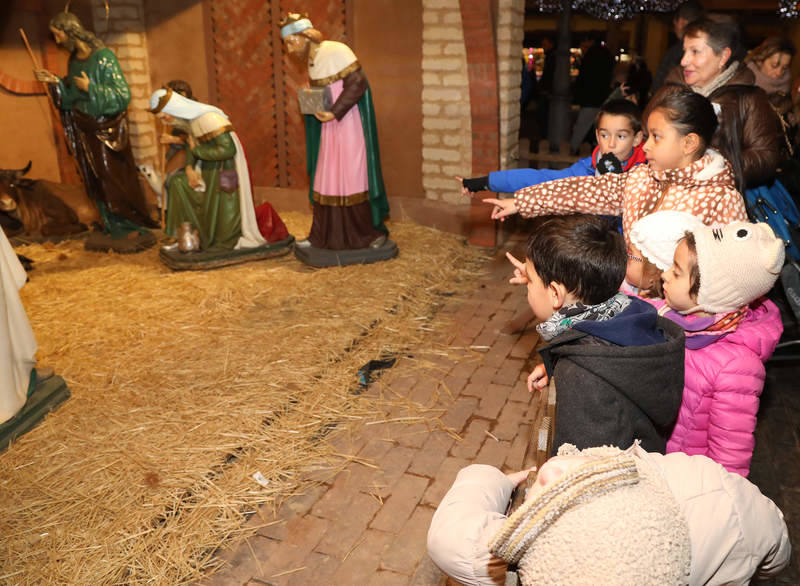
459, 0, 500, 248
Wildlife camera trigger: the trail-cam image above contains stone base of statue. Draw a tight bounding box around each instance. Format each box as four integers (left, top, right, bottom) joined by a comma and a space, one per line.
159, 235, 295, 271
85, 231, 157, 253
0, 375, 70, 452
293, 239, 398, 268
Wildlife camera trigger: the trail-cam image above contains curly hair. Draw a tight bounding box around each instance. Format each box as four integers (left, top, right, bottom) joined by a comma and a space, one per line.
50, 11, 104, 52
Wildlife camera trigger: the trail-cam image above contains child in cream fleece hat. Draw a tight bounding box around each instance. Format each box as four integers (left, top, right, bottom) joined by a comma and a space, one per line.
632, 213, 785, 476
427, 443, 791, 586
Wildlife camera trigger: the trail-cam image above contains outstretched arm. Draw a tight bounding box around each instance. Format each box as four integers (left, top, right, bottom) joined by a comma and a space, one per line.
427, 464, 530, 586
513, 171, 628, 219
487, 156, 595, 193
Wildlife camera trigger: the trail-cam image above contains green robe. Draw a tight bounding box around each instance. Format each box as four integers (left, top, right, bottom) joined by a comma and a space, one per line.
55, 47, 155, 235
58, 48, 130, 117
165, 132, 241, 250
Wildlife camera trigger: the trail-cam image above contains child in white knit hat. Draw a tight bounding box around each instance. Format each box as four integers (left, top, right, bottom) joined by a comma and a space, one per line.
427, 442, 790, 586
631, 213, 785, 476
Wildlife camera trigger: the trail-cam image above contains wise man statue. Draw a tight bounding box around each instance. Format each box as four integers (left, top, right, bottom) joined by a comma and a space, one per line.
280, 12, 390, 252
35, 10, 157, 245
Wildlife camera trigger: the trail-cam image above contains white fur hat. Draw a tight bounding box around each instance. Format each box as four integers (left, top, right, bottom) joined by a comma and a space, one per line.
489, 447, 691, 585
690, 222, 785, 313
630, 211, 704, 271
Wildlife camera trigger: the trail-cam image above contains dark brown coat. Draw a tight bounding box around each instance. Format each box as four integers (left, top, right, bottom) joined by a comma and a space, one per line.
648, 64, 783, 188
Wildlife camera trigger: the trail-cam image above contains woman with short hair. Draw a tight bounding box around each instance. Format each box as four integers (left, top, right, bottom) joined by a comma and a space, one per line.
649, 16, 784, 189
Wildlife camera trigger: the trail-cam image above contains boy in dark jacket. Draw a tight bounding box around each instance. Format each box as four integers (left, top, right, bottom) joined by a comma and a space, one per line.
507, 214, 685, 454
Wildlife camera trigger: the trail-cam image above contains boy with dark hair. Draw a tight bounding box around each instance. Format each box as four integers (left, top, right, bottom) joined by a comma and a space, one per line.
507, 214, 685, 454
459, 99, 645, 195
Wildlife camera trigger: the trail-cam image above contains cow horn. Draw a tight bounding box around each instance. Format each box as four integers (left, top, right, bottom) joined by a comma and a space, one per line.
0, 161, 31, 176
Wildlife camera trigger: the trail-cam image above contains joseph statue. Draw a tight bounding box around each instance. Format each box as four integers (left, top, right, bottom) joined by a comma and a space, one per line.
35, 11, 157, 241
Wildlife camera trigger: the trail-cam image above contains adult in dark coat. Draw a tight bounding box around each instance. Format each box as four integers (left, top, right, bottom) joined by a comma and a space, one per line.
647, 16, 783, 190
569, 36, 615, 152
652, 0, 705, 92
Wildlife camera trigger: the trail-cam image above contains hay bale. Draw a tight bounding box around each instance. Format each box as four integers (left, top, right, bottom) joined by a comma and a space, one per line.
0, 213, 487, 584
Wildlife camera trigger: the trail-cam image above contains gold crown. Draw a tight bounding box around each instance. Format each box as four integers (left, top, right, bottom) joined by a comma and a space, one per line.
278, 12, 309, 28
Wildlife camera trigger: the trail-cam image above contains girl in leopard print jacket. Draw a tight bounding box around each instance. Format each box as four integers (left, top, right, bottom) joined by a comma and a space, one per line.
484, 90, 747, 242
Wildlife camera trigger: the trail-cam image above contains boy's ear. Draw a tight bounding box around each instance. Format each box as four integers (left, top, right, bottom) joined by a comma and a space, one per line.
632, 130, 644, 147
682, 132, 701, 157
549, 281, 570, 310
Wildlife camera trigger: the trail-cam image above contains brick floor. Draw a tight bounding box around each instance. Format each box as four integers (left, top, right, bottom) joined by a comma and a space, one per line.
199, 239, 800, 585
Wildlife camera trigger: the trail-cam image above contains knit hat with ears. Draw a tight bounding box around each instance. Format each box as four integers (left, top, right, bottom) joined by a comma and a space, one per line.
630, 211, 705, 271
689, 221, 784, 314
488, 445, 691, 585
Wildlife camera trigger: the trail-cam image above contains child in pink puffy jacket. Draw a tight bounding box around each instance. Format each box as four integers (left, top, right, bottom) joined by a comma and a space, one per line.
631, 213, 784, 476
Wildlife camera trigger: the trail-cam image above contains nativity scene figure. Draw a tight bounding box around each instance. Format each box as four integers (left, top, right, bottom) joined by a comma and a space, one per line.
281, 12, 397, 267
34, 10, 157, 253
149, 88, 292, 270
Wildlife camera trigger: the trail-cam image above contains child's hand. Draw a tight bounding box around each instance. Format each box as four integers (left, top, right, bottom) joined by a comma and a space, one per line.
527, 364, 548, 392
483, 198, 518, 221
457, 176, 490, 197
456, 176, 470, 198
506, 252, 528, 285
506, 466, 538, 487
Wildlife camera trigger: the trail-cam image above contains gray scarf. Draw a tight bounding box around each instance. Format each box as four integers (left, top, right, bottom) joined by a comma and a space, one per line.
536, 292, 632, 342
692, 61, 740, 97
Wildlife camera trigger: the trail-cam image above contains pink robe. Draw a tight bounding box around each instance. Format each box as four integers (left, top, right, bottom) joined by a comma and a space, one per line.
313, 79, 368, 198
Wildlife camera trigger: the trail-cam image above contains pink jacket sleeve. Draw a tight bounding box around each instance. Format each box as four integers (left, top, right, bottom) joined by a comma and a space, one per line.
706, 357, 765, 477
513, 171, 627, 218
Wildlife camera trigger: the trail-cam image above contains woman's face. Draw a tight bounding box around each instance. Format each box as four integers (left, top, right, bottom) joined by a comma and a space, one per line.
681, 32, 731, 88
760, 51, 792, 80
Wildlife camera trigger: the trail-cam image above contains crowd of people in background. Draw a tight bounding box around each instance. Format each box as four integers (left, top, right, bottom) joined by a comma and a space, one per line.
440, 2, 797, 584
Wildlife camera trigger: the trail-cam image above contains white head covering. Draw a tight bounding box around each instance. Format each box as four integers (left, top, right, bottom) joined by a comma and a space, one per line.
690, 221, 785, 313
489, 444, 691, 585
280, 17, 313, 39
149, 88, 227, 121
630, 211, 705, 271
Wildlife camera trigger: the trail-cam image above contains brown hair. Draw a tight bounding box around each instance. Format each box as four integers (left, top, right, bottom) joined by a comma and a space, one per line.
683, 15, 744, 64
747, 37, 796, 66
683, 233, 702, 299
595, 99, 643, 134
636, 260, 664, 299
526, 215, 626, 305
648, 89, 718, 160
50, 11, 104, 51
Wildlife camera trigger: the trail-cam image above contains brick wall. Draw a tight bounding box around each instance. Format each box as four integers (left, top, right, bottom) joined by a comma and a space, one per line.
91, 0, 157, 168
421, 0, 472, 204
495, 0, 524, 170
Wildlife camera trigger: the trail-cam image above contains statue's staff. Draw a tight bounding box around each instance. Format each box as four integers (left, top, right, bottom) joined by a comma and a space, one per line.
19, 28, 60, 144
156, 117, 166, 229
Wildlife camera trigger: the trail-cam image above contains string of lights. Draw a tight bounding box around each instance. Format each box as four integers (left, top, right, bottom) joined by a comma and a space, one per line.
531, 0, 799, 21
